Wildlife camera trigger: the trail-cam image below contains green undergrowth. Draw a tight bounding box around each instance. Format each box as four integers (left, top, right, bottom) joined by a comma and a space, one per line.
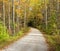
45, 34, 60, 51
0, 22, 30, 49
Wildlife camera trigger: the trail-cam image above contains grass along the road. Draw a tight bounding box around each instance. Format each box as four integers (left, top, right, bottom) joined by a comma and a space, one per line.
45, 34, 60, 51
0, 27, 30, 50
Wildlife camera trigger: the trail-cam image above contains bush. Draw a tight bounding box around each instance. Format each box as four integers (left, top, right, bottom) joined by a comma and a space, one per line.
0, 22, 10, 43
45, 34, 60, 51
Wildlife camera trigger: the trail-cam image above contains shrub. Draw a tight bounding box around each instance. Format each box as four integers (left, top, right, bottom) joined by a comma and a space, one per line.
0, 22, 9, 44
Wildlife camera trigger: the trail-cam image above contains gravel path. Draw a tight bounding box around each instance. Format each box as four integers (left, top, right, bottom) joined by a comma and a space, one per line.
1, 28, 48, 51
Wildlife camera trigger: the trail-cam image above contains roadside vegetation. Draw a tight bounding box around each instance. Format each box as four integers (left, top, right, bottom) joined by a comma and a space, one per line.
45, 34, 60, 51
0, 21, 29, 49
0, 0, 60, 51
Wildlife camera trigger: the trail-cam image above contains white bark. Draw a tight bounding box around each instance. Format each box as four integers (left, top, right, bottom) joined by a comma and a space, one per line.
8, 0, 11, 30
12, 0, 15, 34
57, 0, 59, 10
57, 0, 59, 34
18, 0, 20, 30
24, 4, 26, 28
44, 0, 48, 30
3, 0, 5, 32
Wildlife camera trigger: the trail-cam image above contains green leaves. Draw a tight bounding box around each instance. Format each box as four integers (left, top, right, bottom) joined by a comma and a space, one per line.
0, 21, 10, 43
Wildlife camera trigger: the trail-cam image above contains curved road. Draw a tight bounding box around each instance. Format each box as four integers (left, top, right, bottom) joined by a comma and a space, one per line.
2, 28, 48, 51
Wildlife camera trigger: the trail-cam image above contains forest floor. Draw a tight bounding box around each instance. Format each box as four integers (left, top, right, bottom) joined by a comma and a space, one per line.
1, 28, 48, 51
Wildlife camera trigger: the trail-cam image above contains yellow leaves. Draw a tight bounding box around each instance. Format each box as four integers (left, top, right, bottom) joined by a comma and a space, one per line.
3, 0, 8, 3
16, 9, 23, 16
30, 0, 39, 6
30, 0, 34, 6
37, 13, 43, 19
35, 0, 39, 4
21, 0, 26, 3
0, 0, 2, 2
16, 9, 20, 13
14, 1, 19, 6
53, 23, 56, 28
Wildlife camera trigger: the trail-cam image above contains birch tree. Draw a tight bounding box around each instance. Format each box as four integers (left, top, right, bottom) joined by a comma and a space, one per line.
3, 0, 5, 33
57, 0, 60, 34
8, 0, 11, 31
44, 0, 48, 30
12, 0, 15, 34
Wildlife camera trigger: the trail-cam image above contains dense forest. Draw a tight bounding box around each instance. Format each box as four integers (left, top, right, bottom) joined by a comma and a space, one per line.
0, 0, 60, 51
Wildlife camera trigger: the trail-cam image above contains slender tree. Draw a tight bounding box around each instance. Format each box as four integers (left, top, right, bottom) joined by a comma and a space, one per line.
8, 0, 11, 31
3, 0, 5, 33
44, 0, 48, 30
57, 0, 60, 34
12, 0, 15, 34
24, 0, 27, 28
